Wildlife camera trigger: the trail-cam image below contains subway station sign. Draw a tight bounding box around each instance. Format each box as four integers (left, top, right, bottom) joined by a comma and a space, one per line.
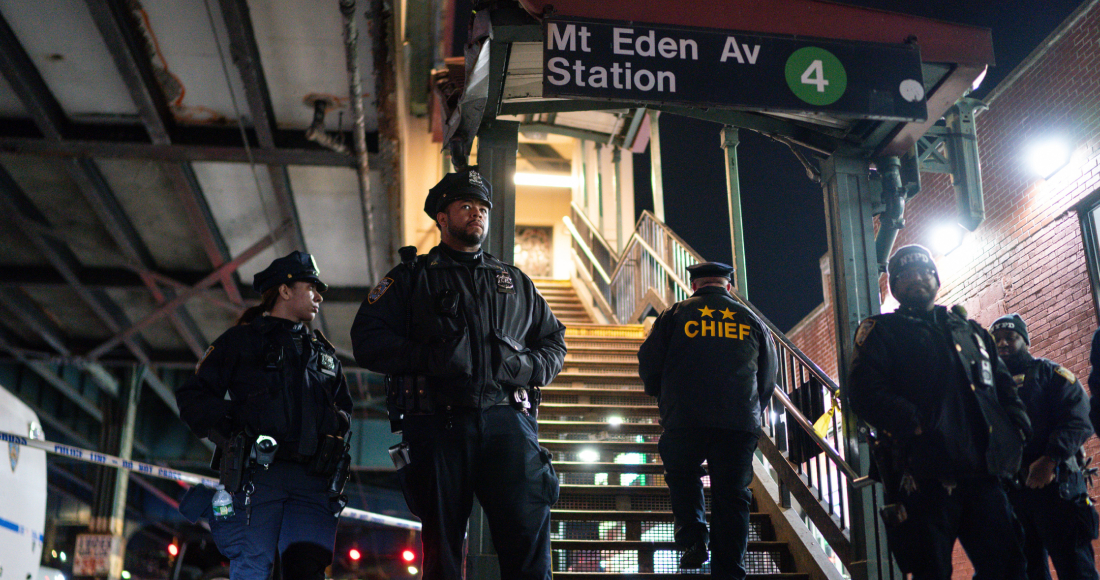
542, 17, 927, 121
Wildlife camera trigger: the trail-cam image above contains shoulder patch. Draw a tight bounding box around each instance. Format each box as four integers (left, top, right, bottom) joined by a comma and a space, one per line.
1055, 366, 1076, 383
196, 345, 214, 373
367, 277, 394, 304
855, 319, 876, 347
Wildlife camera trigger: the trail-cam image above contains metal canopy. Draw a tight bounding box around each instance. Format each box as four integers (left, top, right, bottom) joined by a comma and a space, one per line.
466, 0, 994, 158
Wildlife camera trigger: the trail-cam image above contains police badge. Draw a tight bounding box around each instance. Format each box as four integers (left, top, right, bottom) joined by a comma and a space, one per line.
320, 353, 337, 377
496, 270, 515, 294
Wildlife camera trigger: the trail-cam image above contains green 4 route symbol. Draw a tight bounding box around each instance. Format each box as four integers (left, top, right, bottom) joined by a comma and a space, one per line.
785, 47, 847, 106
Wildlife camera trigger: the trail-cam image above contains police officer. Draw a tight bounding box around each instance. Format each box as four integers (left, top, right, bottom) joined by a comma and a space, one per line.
350, 169, 567, 580
637, 262, 778, 578
848, 245, 1032, 580
175, 251, 353, 580
991, 314, 1098, 580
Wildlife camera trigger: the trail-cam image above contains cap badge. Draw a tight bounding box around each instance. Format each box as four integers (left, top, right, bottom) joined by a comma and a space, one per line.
469, 171, 483, 186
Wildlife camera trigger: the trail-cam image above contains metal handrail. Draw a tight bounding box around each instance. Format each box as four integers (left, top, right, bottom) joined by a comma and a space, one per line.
565, 205, 860, 573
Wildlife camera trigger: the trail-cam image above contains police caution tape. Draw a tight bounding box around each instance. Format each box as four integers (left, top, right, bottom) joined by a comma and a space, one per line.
0, 430, 421, 531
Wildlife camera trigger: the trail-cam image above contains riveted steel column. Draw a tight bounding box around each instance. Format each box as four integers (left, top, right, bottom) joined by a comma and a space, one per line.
477, 119, 519, 263
648, 110, 665, 221
106, 364, 143, 579
721, 126, 749, 298
821, 150, 898, 580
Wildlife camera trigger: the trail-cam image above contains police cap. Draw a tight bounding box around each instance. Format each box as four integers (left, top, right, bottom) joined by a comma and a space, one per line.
887, 244, 938, 288
424, 169, 493, 218
252, 251, 328, 294
687, 262, 734, 282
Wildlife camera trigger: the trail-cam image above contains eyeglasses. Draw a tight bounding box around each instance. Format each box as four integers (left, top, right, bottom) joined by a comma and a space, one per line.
896, 268, 937, 282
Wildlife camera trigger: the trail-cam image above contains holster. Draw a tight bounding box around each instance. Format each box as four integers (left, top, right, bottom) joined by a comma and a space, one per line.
214, 431, 252, 493
308, 433, 350, 477
385, 375, 435, 433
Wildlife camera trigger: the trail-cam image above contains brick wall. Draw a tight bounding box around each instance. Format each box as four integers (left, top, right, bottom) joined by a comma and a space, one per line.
786, 3, 1100, 577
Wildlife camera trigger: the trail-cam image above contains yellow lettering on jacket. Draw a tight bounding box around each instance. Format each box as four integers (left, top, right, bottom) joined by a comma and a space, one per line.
685, 321, 698, 337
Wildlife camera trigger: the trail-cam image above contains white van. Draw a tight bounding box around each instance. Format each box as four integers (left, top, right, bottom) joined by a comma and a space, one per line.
0, 384, 48, 580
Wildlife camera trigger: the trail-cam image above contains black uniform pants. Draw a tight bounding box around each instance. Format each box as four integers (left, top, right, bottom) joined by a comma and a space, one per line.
400, 405, 559, 580
1007, 471, 1100, 580
884, 476, 1026, 580
659, 428, 758, 580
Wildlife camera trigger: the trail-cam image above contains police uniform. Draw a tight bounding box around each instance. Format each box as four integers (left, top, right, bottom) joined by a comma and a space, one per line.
176, 251, 353, 580
637, 262, 778, 578
848, 245, 1031, 580
350, 170, 567, 580
992, 315, 1098, 580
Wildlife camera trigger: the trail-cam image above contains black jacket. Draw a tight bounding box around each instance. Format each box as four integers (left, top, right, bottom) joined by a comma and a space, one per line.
350, 244, 567, 409
849, 305, 1031, 481
637, 285, 778, 432
175, 316, 353, 457
1006, 353, 1093, 468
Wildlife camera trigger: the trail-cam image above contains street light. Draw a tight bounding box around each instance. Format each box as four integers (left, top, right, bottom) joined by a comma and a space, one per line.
930, 223, 965, 256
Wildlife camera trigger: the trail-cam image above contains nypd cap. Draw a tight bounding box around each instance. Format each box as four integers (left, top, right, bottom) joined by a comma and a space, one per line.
424, 169, 493, 218
252, 251, 328, 294
887, 244, 938, 288
687, 261, 734, 282
991, 313, 1029, 345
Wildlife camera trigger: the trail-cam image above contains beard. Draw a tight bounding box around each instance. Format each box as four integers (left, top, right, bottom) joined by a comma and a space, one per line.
447, 219, 487, 247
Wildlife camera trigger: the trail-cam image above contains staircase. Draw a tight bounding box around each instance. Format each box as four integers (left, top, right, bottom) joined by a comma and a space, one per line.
533, 280, 810, 580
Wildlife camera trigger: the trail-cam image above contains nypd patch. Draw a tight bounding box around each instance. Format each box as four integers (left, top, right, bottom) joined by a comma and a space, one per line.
368, 277, 394, 304
854, 319, 876, 347
1055, 366, 1077, 384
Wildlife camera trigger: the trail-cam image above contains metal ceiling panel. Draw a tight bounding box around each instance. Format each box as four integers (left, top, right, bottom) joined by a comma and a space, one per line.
137, 0, 251, 125
0, 0, 138, 118
94, 158, 212, 271
0, 299, 42, 346
502, 42, 542, 101
25, 287, 113, 342
0, 70, 21, 115
553, 111, 626, 135
190, 161, 294, 282
288, 165, 368, 287
318, 302, 359, 354
0, 207, 47, 265
247, 0, 379, 131
0, 156, 124, 268
104, 287, 183, 351
182, 296, 238, 345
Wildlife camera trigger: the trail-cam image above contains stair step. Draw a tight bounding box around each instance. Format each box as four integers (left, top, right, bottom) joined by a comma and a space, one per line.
553, 574, 808, 580
553, 462, 666, 474
538, 421, 661, 435
552, 539, 787, 551
566, 325, 647, 339
559, 485, 676, 495
552, 510, 770, 524
542, 440, 658, 454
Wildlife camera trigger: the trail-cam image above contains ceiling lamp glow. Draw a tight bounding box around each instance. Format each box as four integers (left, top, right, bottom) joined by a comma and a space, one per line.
514, 172, 575, 188
930, 223, 964, 256
1026, 139, 1072, 179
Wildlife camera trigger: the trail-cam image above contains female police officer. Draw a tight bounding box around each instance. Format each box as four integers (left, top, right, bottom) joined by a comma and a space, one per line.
176, 251, 353, 580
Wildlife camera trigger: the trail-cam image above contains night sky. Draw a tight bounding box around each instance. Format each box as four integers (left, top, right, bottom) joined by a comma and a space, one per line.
632, 0, 1088, 331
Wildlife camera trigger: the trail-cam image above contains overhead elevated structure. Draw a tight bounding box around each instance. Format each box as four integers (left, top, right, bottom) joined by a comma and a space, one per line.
442, 2, 994, 579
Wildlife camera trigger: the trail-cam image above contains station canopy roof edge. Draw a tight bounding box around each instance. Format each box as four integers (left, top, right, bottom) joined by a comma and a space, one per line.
452, 0, 994, 158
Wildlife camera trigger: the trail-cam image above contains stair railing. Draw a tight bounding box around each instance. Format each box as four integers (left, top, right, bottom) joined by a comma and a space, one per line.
564, 204, 861, 574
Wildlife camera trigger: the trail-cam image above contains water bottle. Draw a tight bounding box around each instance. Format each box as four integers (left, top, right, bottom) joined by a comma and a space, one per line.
212, 484, 234, 521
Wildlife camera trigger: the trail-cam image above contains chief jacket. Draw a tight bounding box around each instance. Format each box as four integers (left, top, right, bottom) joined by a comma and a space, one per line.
350, 244, 567, 409
1003, 352, 1092, 470
637, 285, 778, 432
849, 305, 1031, 481
176, 316, 353, 457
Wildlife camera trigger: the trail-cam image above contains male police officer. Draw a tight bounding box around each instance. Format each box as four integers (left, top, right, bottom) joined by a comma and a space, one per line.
991, 314, 1098, 580
848, 245, 1031, 580
350, 169, 567, 580
637, 262, 777, 578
